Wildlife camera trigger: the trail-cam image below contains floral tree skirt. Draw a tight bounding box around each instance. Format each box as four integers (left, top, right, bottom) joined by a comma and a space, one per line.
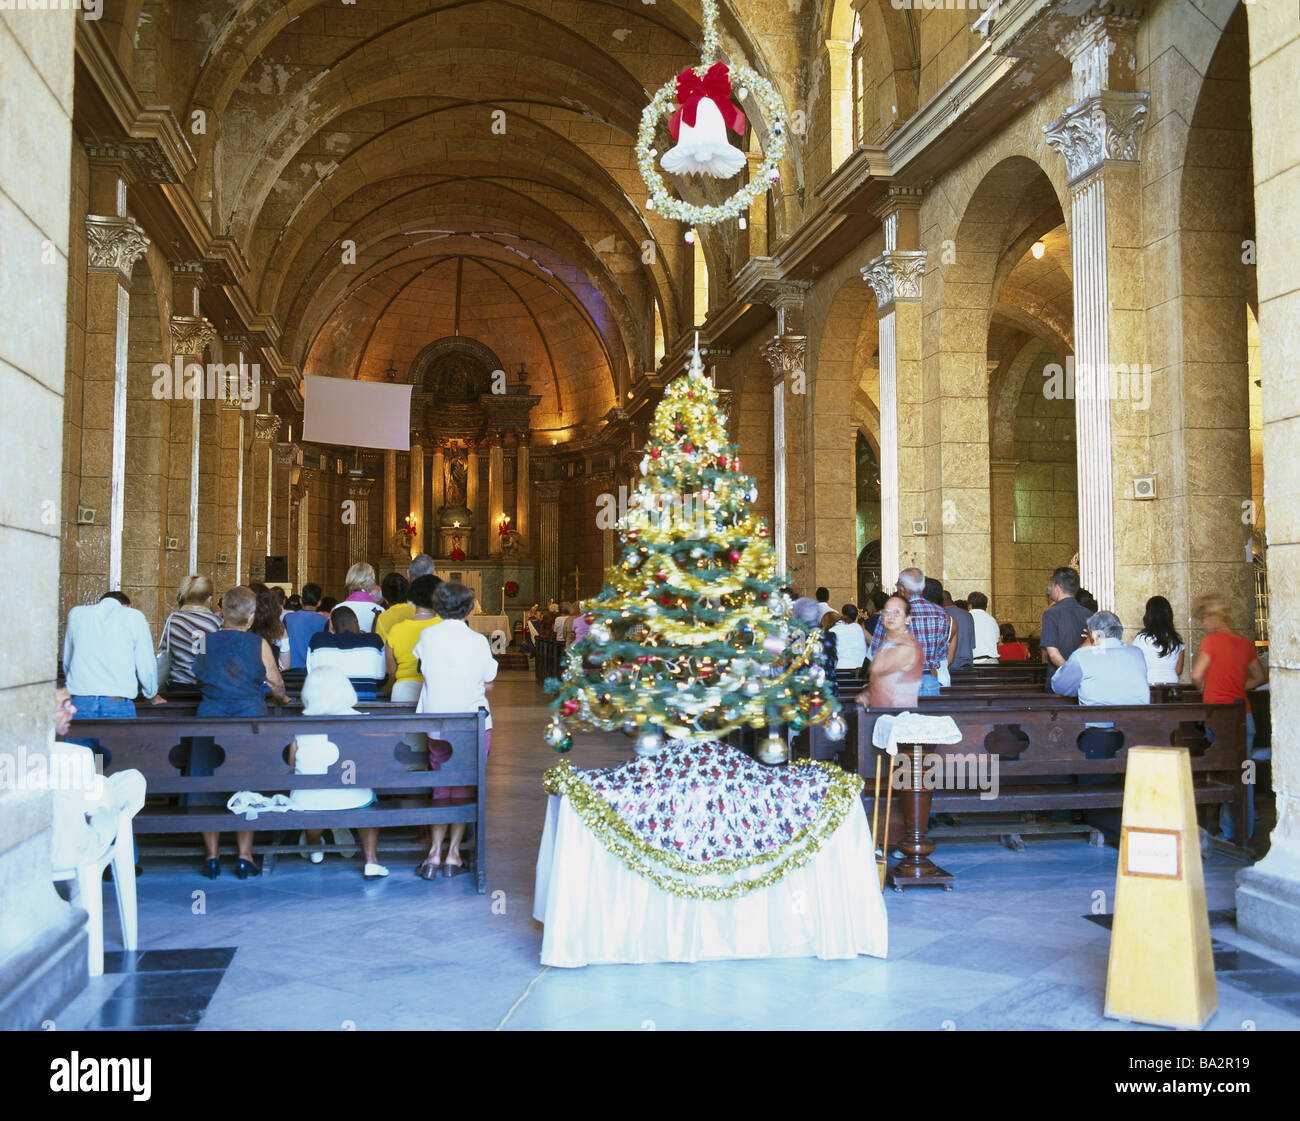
533, 741, 888, 967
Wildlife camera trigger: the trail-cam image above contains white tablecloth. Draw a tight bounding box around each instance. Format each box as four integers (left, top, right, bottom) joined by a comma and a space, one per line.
466, 615, 509, 637
532, 793, 888, 967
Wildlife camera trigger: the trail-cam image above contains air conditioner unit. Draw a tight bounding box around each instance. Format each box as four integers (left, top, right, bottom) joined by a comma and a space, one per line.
1133, 474, 1157, 500
164, 536, 180, 551
794, 542, 807, 555
75, 505, 96, 525
912, 518, 928, 535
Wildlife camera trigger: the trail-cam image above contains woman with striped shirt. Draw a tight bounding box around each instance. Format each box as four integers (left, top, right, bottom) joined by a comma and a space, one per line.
157, 575, 223, 687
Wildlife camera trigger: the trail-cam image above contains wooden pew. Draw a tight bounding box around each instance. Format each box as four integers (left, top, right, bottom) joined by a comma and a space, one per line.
831, 699, 1247, 890
69, 709, 489, 893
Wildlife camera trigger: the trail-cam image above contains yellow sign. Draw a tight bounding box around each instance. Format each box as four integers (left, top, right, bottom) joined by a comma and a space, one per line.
1105, 747, 1216, 1029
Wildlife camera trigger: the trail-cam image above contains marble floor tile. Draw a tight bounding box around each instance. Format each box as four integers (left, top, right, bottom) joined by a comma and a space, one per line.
56, 674, 1300, 1031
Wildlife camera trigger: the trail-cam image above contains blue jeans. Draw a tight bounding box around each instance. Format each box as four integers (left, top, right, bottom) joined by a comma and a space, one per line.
66, 695, 136, 765
919, 672, 941, 697
1216, 712, 1257, 842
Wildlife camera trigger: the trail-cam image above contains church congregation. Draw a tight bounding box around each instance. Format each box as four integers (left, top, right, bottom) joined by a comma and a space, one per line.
4, 0, 1300, 1039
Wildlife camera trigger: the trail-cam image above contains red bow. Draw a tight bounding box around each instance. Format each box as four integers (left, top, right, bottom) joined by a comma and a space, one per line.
668, 62, 747, 140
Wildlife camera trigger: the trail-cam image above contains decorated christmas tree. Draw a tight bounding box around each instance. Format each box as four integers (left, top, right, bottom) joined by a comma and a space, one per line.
545, 349, 844, 761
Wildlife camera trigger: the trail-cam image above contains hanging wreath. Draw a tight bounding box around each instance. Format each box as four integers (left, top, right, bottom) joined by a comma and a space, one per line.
636, 0, 788, 227
505, 580, 519, 598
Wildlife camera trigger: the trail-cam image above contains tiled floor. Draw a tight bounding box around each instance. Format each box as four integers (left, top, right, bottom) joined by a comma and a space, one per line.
49, 671, 1300, 1030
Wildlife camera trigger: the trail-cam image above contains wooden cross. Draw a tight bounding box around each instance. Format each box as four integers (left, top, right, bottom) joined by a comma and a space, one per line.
569, 565, 582, 602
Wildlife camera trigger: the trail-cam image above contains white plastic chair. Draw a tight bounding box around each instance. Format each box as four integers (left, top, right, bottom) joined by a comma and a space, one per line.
49, 743, 146, 977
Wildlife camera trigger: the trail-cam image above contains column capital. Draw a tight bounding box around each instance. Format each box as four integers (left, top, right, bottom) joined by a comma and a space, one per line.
297, 467, 318, 493
253, 413, 282, 443
346, 474, 375, 499
85, 214, 150, 280
536, 480, 565, 502
1044, 90, 1148, 186
760, 334, 807, 386
273, 443, 300, 467
170, 314, 218, 358
862, 250, 927, 311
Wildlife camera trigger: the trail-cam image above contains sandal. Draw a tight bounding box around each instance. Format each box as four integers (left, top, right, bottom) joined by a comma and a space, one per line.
414, 859, 440, 881
441, 856, 468, 878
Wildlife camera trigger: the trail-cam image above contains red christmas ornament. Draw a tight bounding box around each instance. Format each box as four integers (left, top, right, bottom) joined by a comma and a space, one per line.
627, 530, 639, 541
728, 550, 742, 564
650, 447, 661, 459
654, 570, 668, 583
811, 697, 824, 708
717, 456, 728, 469
660, 595, 673, 606
636, 655, 650, 664
683, 443, 694, 454
758, 526, 768, 537
561, 700, 579, 716
674, 423, 684, 433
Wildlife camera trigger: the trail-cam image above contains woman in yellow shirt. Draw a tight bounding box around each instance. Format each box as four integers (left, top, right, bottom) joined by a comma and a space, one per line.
386, 575, 441, 703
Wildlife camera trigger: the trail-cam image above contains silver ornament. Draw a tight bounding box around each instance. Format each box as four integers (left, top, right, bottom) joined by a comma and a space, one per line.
590, 622, 612, 644
756, 734, 788, 765
544, 721, 567, 747
636, 730, 664, 757
824, 713, 847, 742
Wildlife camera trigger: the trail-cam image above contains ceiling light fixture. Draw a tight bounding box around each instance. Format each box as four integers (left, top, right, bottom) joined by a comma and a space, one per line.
1031, 240, 1046, 259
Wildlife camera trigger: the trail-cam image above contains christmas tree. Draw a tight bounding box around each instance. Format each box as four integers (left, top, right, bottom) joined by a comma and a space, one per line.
545, 349, 844, 759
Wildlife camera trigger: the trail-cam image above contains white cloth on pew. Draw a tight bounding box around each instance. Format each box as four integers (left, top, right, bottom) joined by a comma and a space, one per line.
533, 792, 886, 967
227, 791, 293, 820
871, 712, 962, 755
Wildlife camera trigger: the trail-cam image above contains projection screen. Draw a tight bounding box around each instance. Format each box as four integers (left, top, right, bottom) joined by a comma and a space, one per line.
301, 375, 413, 451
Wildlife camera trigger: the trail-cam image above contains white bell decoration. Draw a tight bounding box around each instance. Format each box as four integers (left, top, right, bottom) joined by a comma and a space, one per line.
662, 94, 746, 178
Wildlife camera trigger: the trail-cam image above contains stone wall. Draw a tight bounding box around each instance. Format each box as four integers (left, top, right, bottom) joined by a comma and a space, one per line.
0, 5, 88, 1028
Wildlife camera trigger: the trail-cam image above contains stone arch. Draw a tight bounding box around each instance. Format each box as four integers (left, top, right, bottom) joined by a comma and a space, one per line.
923, 153, 1068, 595
409, 337, 504, 394
805, 267, 880, 604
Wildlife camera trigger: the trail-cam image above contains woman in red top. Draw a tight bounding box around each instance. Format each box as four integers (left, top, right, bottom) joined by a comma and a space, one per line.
1191, 594, 1267, 841
997, 623, 1030, 662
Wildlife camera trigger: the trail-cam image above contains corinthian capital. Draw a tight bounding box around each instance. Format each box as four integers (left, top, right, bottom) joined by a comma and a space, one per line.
170, 314, 218, 358
760, 335, 807, 385
85, 215, 150, 280
253, 413, 282, 443
1044, 91, 1148, 186
861, 250, 926, 311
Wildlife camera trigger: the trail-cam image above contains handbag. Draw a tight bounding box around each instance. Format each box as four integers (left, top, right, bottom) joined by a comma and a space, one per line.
155, 614, 174, 686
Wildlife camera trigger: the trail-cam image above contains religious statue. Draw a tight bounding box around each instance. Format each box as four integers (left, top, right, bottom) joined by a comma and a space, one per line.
446, 449, 468, 508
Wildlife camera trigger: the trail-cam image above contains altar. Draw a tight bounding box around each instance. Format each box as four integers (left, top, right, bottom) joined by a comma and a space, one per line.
532, 742, 888, 967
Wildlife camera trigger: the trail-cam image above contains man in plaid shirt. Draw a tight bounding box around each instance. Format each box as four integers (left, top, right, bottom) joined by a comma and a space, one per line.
868, 568, 950, 696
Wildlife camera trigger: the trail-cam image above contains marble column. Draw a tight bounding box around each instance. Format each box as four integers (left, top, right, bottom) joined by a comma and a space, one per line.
0, 3, 86, 1029
1044, 11, 1148, 615
760, 332, 806, 582
488, 438, 505, 554
409, 440, 425, 557
429, 443, 445, 528
248, 413, 280, 583
345, 474, 375, 567
536, 480, 564, 602
467, 443, 480, 555
516, 436, 531, 547
1236, 7, 1300, 956
383, 449, 396, 551
80, 176, 149, 597
863, 190, 926, 589
168, 308, 217, 578
988, 457, 1019, 625
295, 468, 318, 589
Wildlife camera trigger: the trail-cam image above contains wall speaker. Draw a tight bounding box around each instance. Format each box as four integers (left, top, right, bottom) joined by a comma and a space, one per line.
1133, 474, 1157, 500
75, 505, 96, 525
794, 542, 807, 555
265, 555, 289, 582
911, 518, 928, 535
164, 536, 180, 551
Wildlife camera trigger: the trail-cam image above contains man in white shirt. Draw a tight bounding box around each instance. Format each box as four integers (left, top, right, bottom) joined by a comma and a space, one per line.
63, 592, 162, 719
829, 604, 869, 670
815, 586, 834, 624
967, 591, 1001, 665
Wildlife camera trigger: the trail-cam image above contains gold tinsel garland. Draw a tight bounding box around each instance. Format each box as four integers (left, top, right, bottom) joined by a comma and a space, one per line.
542, 756, 865, 901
